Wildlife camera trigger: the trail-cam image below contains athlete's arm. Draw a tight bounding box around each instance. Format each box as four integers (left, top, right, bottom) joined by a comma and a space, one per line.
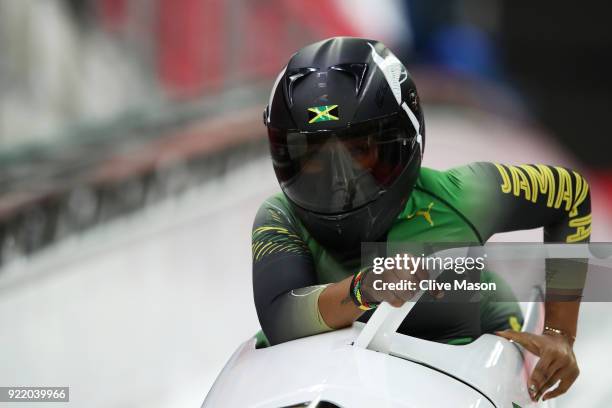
251, 198, 398, 343
251, 199, 337, 345
252, 198, 422, 342
448, 162, 590, 401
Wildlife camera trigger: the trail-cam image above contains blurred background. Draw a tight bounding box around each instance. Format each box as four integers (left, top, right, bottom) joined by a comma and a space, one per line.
0, 0, 611, 407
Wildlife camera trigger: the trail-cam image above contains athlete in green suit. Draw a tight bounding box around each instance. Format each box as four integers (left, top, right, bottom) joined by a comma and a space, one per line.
254, 37, 589, 402
253, 162, 590, 345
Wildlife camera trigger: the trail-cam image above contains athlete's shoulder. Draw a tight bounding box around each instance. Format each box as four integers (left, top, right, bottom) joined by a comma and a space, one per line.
416, 162, 499, 195
258, 192, 291, 213
418, 162, 497, 182
254, 192, 293, 225
252, 192, 311, 263
253, 192, 308, 237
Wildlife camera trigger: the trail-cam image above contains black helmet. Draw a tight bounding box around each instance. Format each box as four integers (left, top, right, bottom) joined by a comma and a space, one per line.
264, 37, 425, 252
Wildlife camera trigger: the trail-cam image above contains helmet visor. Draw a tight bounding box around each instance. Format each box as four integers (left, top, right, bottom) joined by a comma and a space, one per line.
269, 113, 418, 214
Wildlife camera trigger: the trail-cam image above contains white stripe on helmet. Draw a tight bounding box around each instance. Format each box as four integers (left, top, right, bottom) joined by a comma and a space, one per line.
267, 66, 287, 124
369, 43, 422, 154
368, 42, 407, 105
402, 102, 423, 155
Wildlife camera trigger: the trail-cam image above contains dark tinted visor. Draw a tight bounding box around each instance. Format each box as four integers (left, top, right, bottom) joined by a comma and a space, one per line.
269, 113, 418, 214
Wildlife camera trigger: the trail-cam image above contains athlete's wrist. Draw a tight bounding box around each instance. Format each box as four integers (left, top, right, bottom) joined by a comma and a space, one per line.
543, 326, 576, 347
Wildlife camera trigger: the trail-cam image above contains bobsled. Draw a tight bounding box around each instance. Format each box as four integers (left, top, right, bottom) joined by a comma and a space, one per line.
202, 281, 551, 408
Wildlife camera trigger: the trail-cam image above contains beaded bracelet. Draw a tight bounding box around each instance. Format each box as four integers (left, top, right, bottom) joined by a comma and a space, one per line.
349, 269, 379, 311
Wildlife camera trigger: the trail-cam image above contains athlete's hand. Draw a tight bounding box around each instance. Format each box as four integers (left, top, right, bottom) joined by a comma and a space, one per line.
495, 330, 579, 402
360, 262, 442, 308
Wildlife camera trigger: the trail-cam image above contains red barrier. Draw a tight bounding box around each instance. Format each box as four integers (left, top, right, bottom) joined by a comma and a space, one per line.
157, 0, 224, 97
155, 0, 357, 98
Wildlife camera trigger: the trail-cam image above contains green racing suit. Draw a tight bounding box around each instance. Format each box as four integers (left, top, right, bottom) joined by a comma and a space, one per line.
252, 162, 592, 345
